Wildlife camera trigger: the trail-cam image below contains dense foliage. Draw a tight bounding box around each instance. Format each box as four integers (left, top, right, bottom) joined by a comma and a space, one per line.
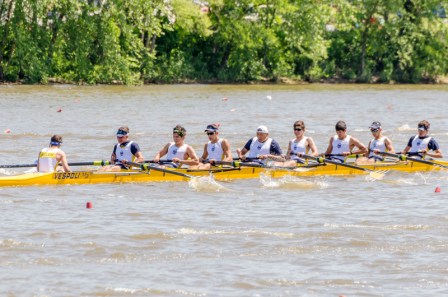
0, 0, 447, 84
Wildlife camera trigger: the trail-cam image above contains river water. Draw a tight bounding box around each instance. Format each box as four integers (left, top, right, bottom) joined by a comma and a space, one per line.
0, 84, 447, 296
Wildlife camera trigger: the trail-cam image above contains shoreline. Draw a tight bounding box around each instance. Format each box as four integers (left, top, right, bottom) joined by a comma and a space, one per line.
1, 76, 447, 86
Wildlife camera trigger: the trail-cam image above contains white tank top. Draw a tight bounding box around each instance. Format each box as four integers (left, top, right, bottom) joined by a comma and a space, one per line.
248, 137, 272, 159
409, 135, 432, 153
38, 147, 60, 172
207, 139, 224, 160
115, 141, 135, 164
290, 137, 308, 160
331, 135, 351, 162
166, 142, 187, 160
368, 136, 387, 158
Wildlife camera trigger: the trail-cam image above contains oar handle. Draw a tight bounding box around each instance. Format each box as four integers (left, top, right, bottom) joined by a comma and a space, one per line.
68, 160, 111, 166
143, 159, 173, 164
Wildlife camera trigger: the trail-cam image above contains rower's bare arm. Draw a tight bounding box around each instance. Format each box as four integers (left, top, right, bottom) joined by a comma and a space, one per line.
199, 143, 208, 162
365, 140, 372, 157
385, 138, 395, 154
285, 141, 293, 160
324, 138, 333, 155
401, 145, 411, 155
307, 138, 319, 156
428, 148, 443, 158
180, 146, 199, 166
134, 151, 144, 163
237, 148, 248, 160
350, 138, 367, 155
221, 139, 233, 161
154, 144, 169, 162
59, 152, 71, 172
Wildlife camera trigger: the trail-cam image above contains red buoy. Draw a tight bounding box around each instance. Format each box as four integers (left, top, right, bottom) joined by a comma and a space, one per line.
86, 202, 93, 208
435, 187, 441, 193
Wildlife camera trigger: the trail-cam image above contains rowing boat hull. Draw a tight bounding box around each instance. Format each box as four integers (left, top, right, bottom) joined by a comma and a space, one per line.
0, 160, 446, 187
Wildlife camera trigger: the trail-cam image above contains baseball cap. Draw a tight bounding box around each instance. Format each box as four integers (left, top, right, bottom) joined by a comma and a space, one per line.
257, 125, 269, 133
116, 129, 129, 137
369, 121, 381, 129
204, 124, 219, 132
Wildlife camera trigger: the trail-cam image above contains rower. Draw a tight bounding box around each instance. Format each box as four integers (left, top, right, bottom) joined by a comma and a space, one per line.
98, 126, 144, 172
37, 135, 71, 173
194, 123, 232, 169
324, 120, 367, 163
283, 120, 318, 166
236, 125, 283, 165
355, 121, 395, 164
401, 120, 443, 159
153, 125, 199, 168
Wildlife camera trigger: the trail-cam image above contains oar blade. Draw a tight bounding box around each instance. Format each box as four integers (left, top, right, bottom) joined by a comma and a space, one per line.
366, 169, 390, 181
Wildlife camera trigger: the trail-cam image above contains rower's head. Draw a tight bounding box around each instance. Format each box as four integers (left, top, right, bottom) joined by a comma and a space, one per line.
369, 121, 382, 138
49, 135, 63, 147
293, 120, 305, 135
417, 120, 430, 136
173, 125, 186, 144
335, 120, 347, 138
116, 126, 129, 143
204, 123, 219, 140
256, 125, 269, 141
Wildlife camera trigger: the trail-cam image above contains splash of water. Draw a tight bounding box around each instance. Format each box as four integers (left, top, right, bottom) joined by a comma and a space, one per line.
259, 172, 327, 189
188, 174, 227, 192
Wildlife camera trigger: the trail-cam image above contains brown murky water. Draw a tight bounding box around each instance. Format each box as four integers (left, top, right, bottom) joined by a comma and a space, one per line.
1, 84, 447, 296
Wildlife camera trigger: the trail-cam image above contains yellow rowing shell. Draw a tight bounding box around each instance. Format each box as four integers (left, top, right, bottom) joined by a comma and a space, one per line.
0, 159, 446, 187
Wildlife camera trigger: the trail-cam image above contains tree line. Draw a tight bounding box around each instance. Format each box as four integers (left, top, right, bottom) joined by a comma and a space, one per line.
0, 0, 447, 84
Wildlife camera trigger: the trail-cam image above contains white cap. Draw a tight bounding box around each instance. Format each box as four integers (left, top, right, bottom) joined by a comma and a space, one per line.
257, 125, 269, 133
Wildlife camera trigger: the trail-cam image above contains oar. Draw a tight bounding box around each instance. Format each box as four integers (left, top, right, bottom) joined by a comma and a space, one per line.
379, 152, 448, 169
209, 160, 264, 168
128, 161, 195, 179
302, 154, 388, 180
325, 153, 365, 158
0, 160, 111, 169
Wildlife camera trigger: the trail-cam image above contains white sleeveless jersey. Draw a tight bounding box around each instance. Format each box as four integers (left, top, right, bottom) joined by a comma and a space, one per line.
368, 136, 387, 157
290, 137, 308, 160
115, 141, 135, 164
248, 137, 272, 159
207, 139, 224, 160
38, 147, 60, 172
409, 135, 432, 153
166, 142, 187, 160
331, 135, 351, 162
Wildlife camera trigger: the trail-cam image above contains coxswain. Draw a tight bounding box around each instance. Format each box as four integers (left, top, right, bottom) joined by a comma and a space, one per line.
37, 135, 70, 173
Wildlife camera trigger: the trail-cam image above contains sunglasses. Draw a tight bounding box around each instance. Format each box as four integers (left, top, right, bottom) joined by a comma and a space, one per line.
206, 132, 215, 136
294, 128, 302, 131
418, 125, 428, 131
370, 128, 379, 132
